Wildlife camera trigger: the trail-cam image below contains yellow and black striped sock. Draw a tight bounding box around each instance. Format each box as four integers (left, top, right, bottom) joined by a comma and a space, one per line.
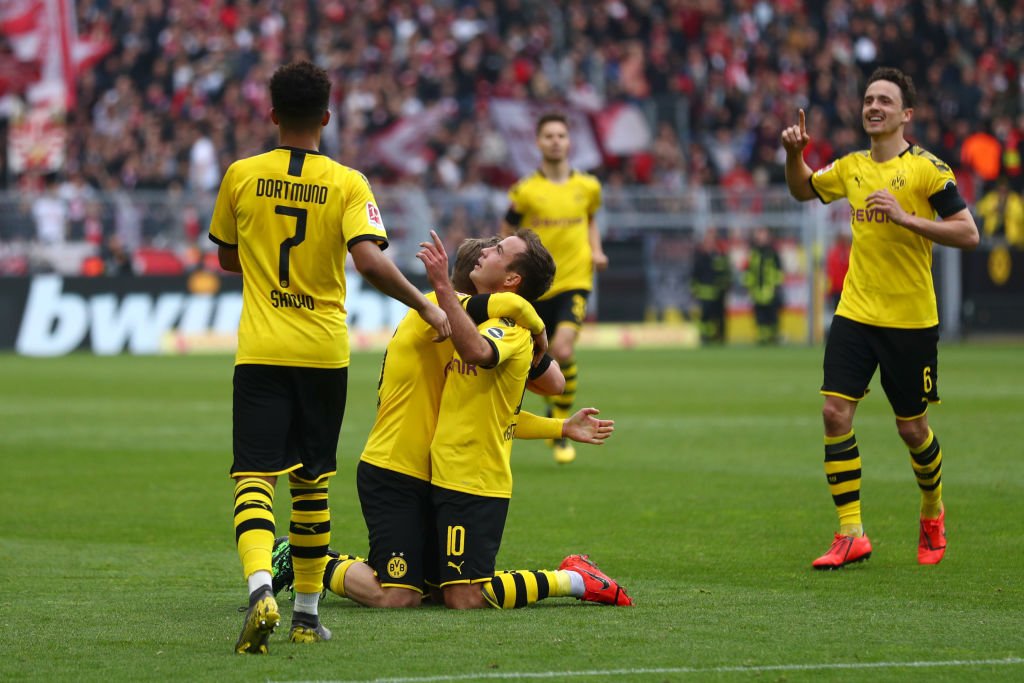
324, 554, 362, 598
824, 430, 863, 536
233, 477, 276, 580
481, 570, 571, 609
549, 358, 577, 424
288, 473, 331, 596
909, 429, 943, 519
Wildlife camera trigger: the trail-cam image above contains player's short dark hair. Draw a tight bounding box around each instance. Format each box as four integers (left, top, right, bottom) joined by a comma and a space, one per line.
508, 229, 555, 302
535, 112, 569, 137
452, 236, 500, 293
269, 61, 331, 130
866, 67, 916, 109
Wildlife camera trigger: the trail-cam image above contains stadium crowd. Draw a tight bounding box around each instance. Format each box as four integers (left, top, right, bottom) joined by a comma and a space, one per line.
2, 0, 1024, 264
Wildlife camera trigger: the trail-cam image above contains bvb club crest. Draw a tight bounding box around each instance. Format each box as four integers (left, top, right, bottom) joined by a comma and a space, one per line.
890, 173, 907, 190
388, 555, 408, 578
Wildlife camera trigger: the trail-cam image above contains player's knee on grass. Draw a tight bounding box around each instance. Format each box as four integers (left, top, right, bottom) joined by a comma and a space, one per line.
378, 587, 422, 609
442, 584, 488, 610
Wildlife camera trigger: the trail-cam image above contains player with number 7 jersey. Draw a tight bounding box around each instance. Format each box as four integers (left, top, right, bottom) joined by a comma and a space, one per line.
210, 147, 391, 368
209, 61, 448, 655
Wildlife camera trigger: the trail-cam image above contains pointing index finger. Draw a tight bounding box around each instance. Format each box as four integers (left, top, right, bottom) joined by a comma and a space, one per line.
798, 109, 806, 135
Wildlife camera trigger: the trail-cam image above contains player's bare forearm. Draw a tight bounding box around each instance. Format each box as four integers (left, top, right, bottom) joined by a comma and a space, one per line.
589, 220, 608, 271
217, 246, 241, 273
527, 359, 564, 396
867, 194, 980, 250
784, 155, 816, 201
898, 212, 980, 249
418, 231, 494, 364
351, 241, 421, 306
353, 240, 450, 338
500, 221, 515, 237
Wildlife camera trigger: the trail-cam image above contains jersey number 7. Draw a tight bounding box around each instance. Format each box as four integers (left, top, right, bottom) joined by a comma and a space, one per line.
276, 205, 307, 288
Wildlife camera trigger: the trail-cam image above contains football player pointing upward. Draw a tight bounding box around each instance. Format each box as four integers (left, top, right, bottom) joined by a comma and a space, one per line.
781, 66, 978, 569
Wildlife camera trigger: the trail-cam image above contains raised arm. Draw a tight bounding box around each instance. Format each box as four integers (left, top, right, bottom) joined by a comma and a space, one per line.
417, 230, 496, 366
781, 109, 817, 202
350, 240, 450, 340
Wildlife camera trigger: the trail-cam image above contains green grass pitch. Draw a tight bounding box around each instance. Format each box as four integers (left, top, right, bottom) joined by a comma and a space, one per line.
1, 345, 1022, 682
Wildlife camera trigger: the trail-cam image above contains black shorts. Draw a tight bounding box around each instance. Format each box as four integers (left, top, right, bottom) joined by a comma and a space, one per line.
231, 364, 347, 481
533, 290, 589, 338
356, 460, 437, 592
822, 315, 940, 419
431, 486, 509, 587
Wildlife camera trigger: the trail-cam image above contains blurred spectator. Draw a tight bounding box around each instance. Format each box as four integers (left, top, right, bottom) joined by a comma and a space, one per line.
58, 171, 97, 241
960, 124, 1002, 185
744, 226, 784, 345
102, 234, 135, 276
1, 0, 1023, 274
691, 227, 731, 345
40, 0, 1024, 204
976, 177, 1024, 248
3, 196, 36, 243
825, 232, 851, 330
31, 176, 68, 244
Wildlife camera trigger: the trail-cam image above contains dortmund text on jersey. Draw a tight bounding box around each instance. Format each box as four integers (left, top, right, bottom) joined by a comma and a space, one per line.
210, 147, 388, 368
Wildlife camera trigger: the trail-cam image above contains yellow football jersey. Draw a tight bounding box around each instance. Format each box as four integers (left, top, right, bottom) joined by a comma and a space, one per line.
360, 292, 544, 482
810, 146, 958, 328
507, 170, 602, 298
429, 317, 533, 499
209, 146, 388, 367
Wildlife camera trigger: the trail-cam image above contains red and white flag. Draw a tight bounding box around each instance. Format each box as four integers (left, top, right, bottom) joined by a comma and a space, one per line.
592, 103, 652, 156
368, 102, 457, 175
0, 0, 111, 106
488, 99, 602, 177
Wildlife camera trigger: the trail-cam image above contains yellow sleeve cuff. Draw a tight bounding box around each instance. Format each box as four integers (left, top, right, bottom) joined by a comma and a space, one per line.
515, 411, 562, 440
487, 292, 544, 335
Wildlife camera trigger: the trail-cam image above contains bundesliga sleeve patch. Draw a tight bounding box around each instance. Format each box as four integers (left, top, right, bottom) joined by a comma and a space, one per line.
366, 202, 384, 230
814, 162, 834, 176
486, 327, 505, 340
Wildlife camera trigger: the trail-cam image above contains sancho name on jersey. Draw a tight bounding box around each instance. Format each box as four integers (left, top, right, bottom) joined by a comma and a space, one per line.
210, 146, 388, 368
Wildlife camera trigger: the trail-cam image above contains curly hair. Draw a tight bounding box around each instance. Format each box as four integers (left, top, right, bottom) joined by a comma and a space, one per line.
866, 66, 916, 109
269, 61, 331, 129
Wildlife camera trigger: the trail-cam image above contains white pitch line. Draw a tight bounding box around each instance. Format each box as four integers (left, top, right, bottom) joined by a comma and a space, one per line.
279, 656, 1024, 683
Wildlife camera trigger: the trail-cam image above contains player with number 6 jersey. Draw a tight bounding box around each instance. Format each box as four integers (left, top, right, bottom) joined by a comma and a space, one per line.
781, 66, 978, 570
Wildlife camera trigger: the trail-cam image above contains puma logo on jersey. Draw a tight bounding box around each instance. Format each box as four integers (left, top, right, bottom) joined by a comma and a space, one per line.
447, 560, 465, 574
